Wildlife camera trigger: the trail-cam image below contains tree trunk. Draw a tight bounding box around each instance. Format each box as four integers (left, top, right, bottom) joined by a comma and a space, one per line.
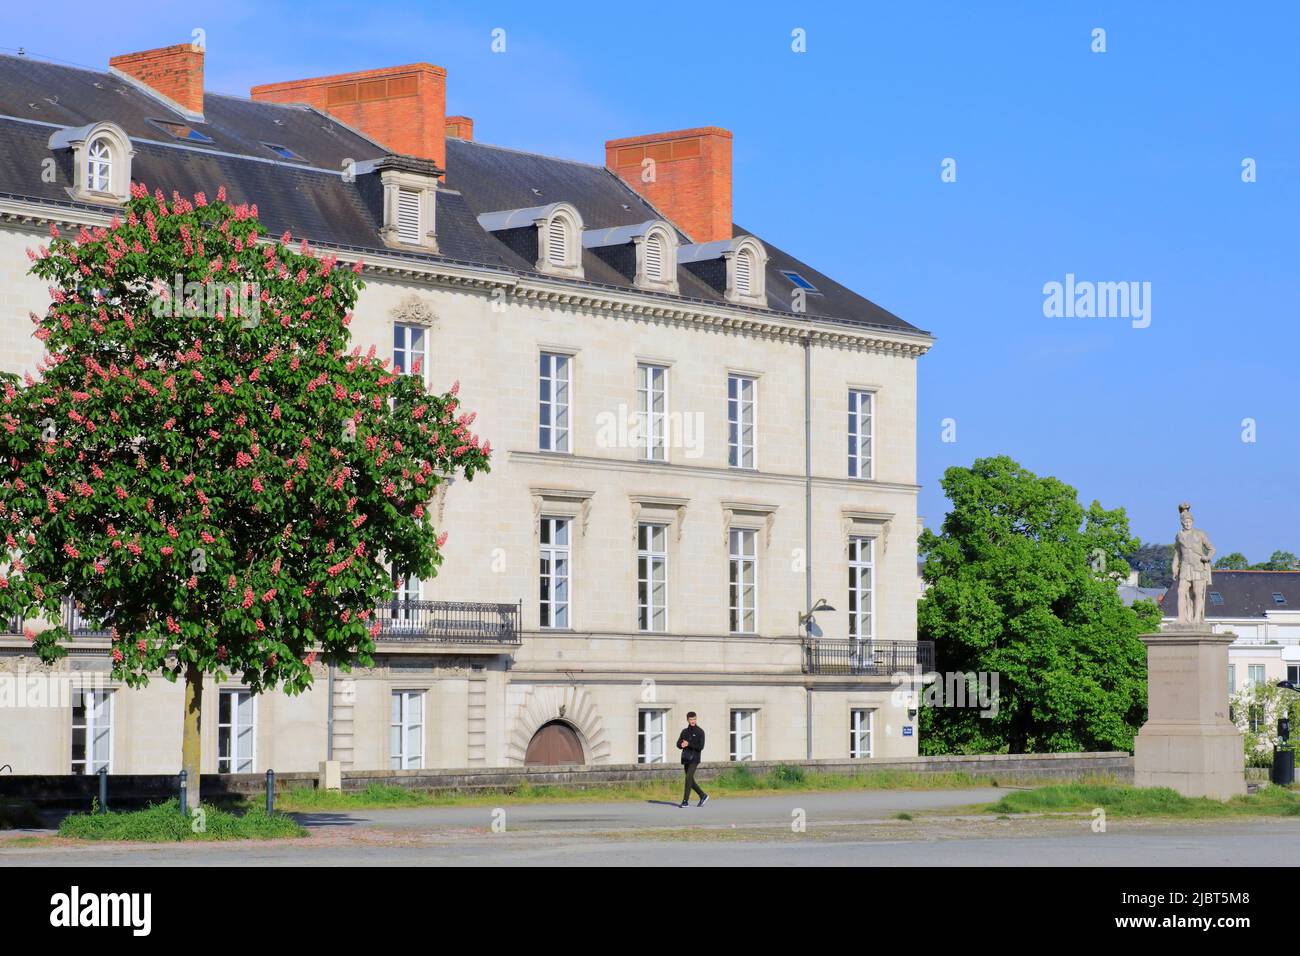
182, 662, 203, 808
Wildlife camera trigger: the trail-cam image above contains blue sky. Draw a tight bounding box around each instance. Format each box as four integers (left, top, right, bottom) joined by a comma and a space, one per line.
5, 1, 1298, 558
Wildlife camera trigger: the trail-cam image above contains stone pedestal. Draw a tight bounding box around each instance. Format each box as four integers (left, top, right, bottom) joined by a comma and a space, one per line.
1134, 628, 1244, 800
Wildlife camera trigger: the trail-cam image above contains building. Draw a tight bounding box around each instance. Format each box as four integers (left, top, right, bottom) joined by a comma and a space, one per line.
1160, 571, 1300, 696
0, 43, 934, 776
1117, 569, 1165, 608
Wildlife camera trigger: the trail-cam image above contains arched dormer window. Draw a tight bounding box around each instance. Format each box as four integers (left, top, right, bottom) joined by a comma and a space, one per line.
635, 222, 679, 293
539, 203, 584, 278
644, 232, 665, 281
726, 236, 767, 306
48, 121, 135, 205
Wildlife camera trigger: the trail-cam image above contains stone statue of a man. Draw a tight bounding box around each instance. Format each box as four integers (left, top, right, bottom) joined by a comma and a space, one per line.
1171, 502, 1216, 625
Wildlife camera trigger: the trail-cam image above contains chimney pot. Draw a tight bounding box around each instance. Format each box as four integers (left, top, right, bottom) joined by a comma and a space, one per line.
445, 115, 473, 141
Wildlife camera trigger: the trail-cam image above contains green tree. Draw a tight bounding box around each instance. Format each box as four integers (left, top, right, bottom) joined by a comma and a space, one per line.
1230, 681, 1300, 767
1256, 550, 1300, 571
1214, 552, 1252, 570
918, 456, 1161, 755
1122, 540, 1174, 588
0, 185, 491, 800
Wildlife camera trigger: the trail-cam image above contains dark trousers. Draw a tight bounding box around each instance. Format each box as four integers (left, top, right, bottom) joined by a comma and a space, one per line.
682, 760, 706, 802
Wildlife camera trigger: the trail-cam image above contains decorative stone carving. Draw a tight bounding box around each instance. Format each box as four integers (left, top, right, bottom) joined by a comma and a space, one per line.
391, 293, 437, 329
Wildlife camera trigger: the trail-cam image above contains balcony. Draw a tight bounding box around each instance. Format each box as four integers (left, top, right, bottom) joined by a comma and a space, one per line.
802, 639, 935, 676
377, 600, 522, 646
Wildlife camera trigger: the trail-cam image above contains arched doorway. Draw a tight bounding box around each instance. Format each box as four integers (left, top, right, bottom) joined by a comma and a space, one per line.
524, 720, 585, 765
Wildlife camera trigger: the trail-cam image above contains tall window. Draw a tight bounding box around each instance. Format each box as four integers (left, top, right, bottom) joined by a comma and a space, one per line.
729, 529, 757, 635
547, 216, 568, 265
727, 374, 756, 469
637, 523, 668, 632
734, 249, 754, 295
848, 389, 873, 479
539, 353, 571, 452
730, 709, 756, 761
644, 233, 665, 281
87, 137, 112, 192
850, 709, 873, 758
637, 363, 667, 461
218, 690, 255, 773
540, 516, 571, 629
1249, 664, 1265, 687
638, 710, 667, 764
390, 690, 424, 769
71, 689, 113, 774
848, 536, 875, 643
1228, 664, 1236, 694
389, 573, 423, 628
394, 324, 426, 377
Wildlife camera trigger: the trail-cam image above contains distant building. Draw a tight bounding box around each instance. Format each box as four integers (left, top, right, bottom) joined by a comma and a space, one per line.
1118, 569, 1166, 607
1160, 571, 1300, 695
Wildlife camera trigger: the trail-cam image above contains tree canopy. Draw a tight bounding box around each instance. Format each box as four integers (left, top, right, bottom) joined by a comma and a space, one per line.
918, 456, 1161, 754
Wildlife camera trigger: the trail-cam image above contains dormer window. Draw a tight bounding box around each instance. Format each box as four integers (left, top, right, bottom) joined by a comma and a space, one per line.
87, 138, 112, 192
478, 201, 585, 279
48, 121, 135, 205
581, 219, 678, 293
357, 155, 441, 253
678, 234, 768, 306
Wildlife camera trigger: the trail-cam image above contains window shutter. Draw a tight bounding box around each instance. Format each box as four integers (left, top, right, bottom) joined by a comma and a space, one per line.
547, 217, 567, 265
735, 250, 752, 295
644, 234, 663, 281
396, 188, 422, 244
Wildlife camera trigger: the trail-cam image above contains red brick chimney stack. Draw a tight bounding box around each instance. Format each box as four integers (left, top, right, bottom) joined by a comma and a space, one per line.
445, 115, 473, 141
251, 64, 448, 170
109, 43, 205, 118
604, 127, 733, 244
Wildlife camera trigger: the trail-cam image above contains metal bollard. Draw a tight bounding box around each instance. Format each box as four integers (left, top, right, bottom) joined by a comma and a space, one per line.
97, 766, 107, 813
179, 769, 188, 816
266, 769, 275, 814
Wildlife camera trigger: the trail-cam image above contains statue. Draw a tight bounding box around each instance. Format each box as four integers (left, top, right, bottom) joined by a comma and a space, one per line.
1171, 502, 1216, 625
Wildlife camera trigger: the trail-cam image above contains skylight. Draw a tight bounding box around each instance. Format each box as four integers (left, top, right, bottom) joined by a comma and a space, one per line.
263, 142, 306, 162
1209, 591, 1224, 606
1274, 592, 1287, 605
149, 119, 214, 144
781, 270, 821, 293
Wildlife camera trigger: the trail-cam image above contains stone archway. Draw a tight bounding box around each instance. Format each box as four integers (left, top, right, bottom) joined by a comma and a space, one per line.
507, 685, 611, 766
524, 720, 585, 765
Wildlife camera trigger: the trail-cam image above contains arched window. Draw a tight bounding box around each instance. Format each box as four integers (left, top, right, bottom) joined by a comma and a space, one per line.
87, 137, 113, 193
644, 232, 664, 282
547, 216, 568, 266
734, 248, 754, 296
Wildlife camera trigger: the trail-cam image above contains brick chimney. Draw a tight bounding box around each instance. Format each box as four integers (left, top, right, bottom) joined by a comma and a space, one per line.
109, 43, 205, 119
605, 127, 732, 243
445, 115, 473, 141
251, 64, 447, 170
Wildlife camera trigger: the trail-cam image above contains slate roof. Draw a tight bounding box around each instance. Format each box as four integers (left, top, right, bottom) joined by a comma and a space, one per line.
1161, 571, 1300, 619
0, 52, 927, 337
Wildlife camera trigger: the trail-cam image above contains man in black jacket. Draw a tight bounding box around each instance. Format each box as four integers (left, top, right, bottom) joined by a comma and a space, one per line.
677, 712, 709, 807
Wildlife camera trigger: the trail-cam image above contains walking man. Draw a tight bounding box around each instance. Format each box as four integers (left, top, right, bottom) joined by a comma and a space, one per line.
678, 712, 709, 807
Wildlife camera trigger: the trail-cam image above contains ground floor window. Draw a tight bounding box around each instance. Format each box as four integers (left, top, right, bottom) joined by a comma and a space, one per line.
1289, 665, 1300, 686
1249, 664, 1265, 687
729, 709, 756, 761
638, 709, 667, 764
850, 708, 873, 758
391, 690, 425, 769
218, 689, 256, 773
71, 689, 113, 774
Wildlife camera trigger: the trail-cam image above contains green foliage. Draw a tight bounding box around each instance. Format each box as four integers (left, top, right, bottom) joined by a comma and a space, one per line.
1122, 540, 1174, 588
1230, 681, 1300, 763
1214, 550, 1298, 571
987, 782, 1300, 818
57, 798, 306, 840
0, 186, 490, 694
918, 456, 1161, 755
1214, 552, 1251, 570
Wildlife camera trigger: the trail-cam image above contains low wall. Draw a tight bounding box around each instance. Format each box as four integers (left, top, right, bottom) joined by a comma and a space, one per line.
1, 751, 1133, 809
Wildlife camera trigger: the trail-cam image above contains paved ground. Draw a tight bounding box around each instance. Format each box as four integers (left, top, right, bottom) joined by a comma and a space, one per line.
5, 788, 1300, 865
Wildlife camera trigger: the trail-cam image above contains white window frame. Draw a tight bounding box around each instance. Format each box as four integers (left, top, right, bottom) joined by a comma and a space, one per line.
850, 708, 873, 758
848, 536, 875, 645
637, 522, 668, 632
637, 363, 667, 462
394, 323, 427, 380
539, 352, 571, 453
389, 573, 423, 628
87, 137, 112, 193
1228, 663, 1236, 694
71, 689, 113, 774
396, 187, 422, 245
1249, 664, 1265, 687
390, 690, 425, 769
540, 516, 572, 629
729, 709, 757, 761
848, 389, 874, 479
729, 528, 758, 635
637, 709, 668, 764
727, 374, 757, 469
218, 689, 257, 774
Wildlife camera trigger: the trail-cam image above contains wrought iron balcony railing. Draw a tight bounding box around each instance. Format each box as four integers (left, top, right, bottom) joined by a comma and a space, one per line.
802, 639, 935, 676
377, 600, 522, 645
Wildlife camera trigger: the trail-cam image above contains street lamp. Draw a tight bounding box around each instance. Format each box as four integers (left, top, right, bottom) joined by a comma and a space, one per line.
798, 598, 835, 636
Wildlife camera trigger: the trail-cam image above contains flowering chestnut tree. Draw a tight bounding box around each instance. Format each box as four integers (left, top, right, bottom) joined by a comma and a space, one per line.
0, 185, 490, 797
